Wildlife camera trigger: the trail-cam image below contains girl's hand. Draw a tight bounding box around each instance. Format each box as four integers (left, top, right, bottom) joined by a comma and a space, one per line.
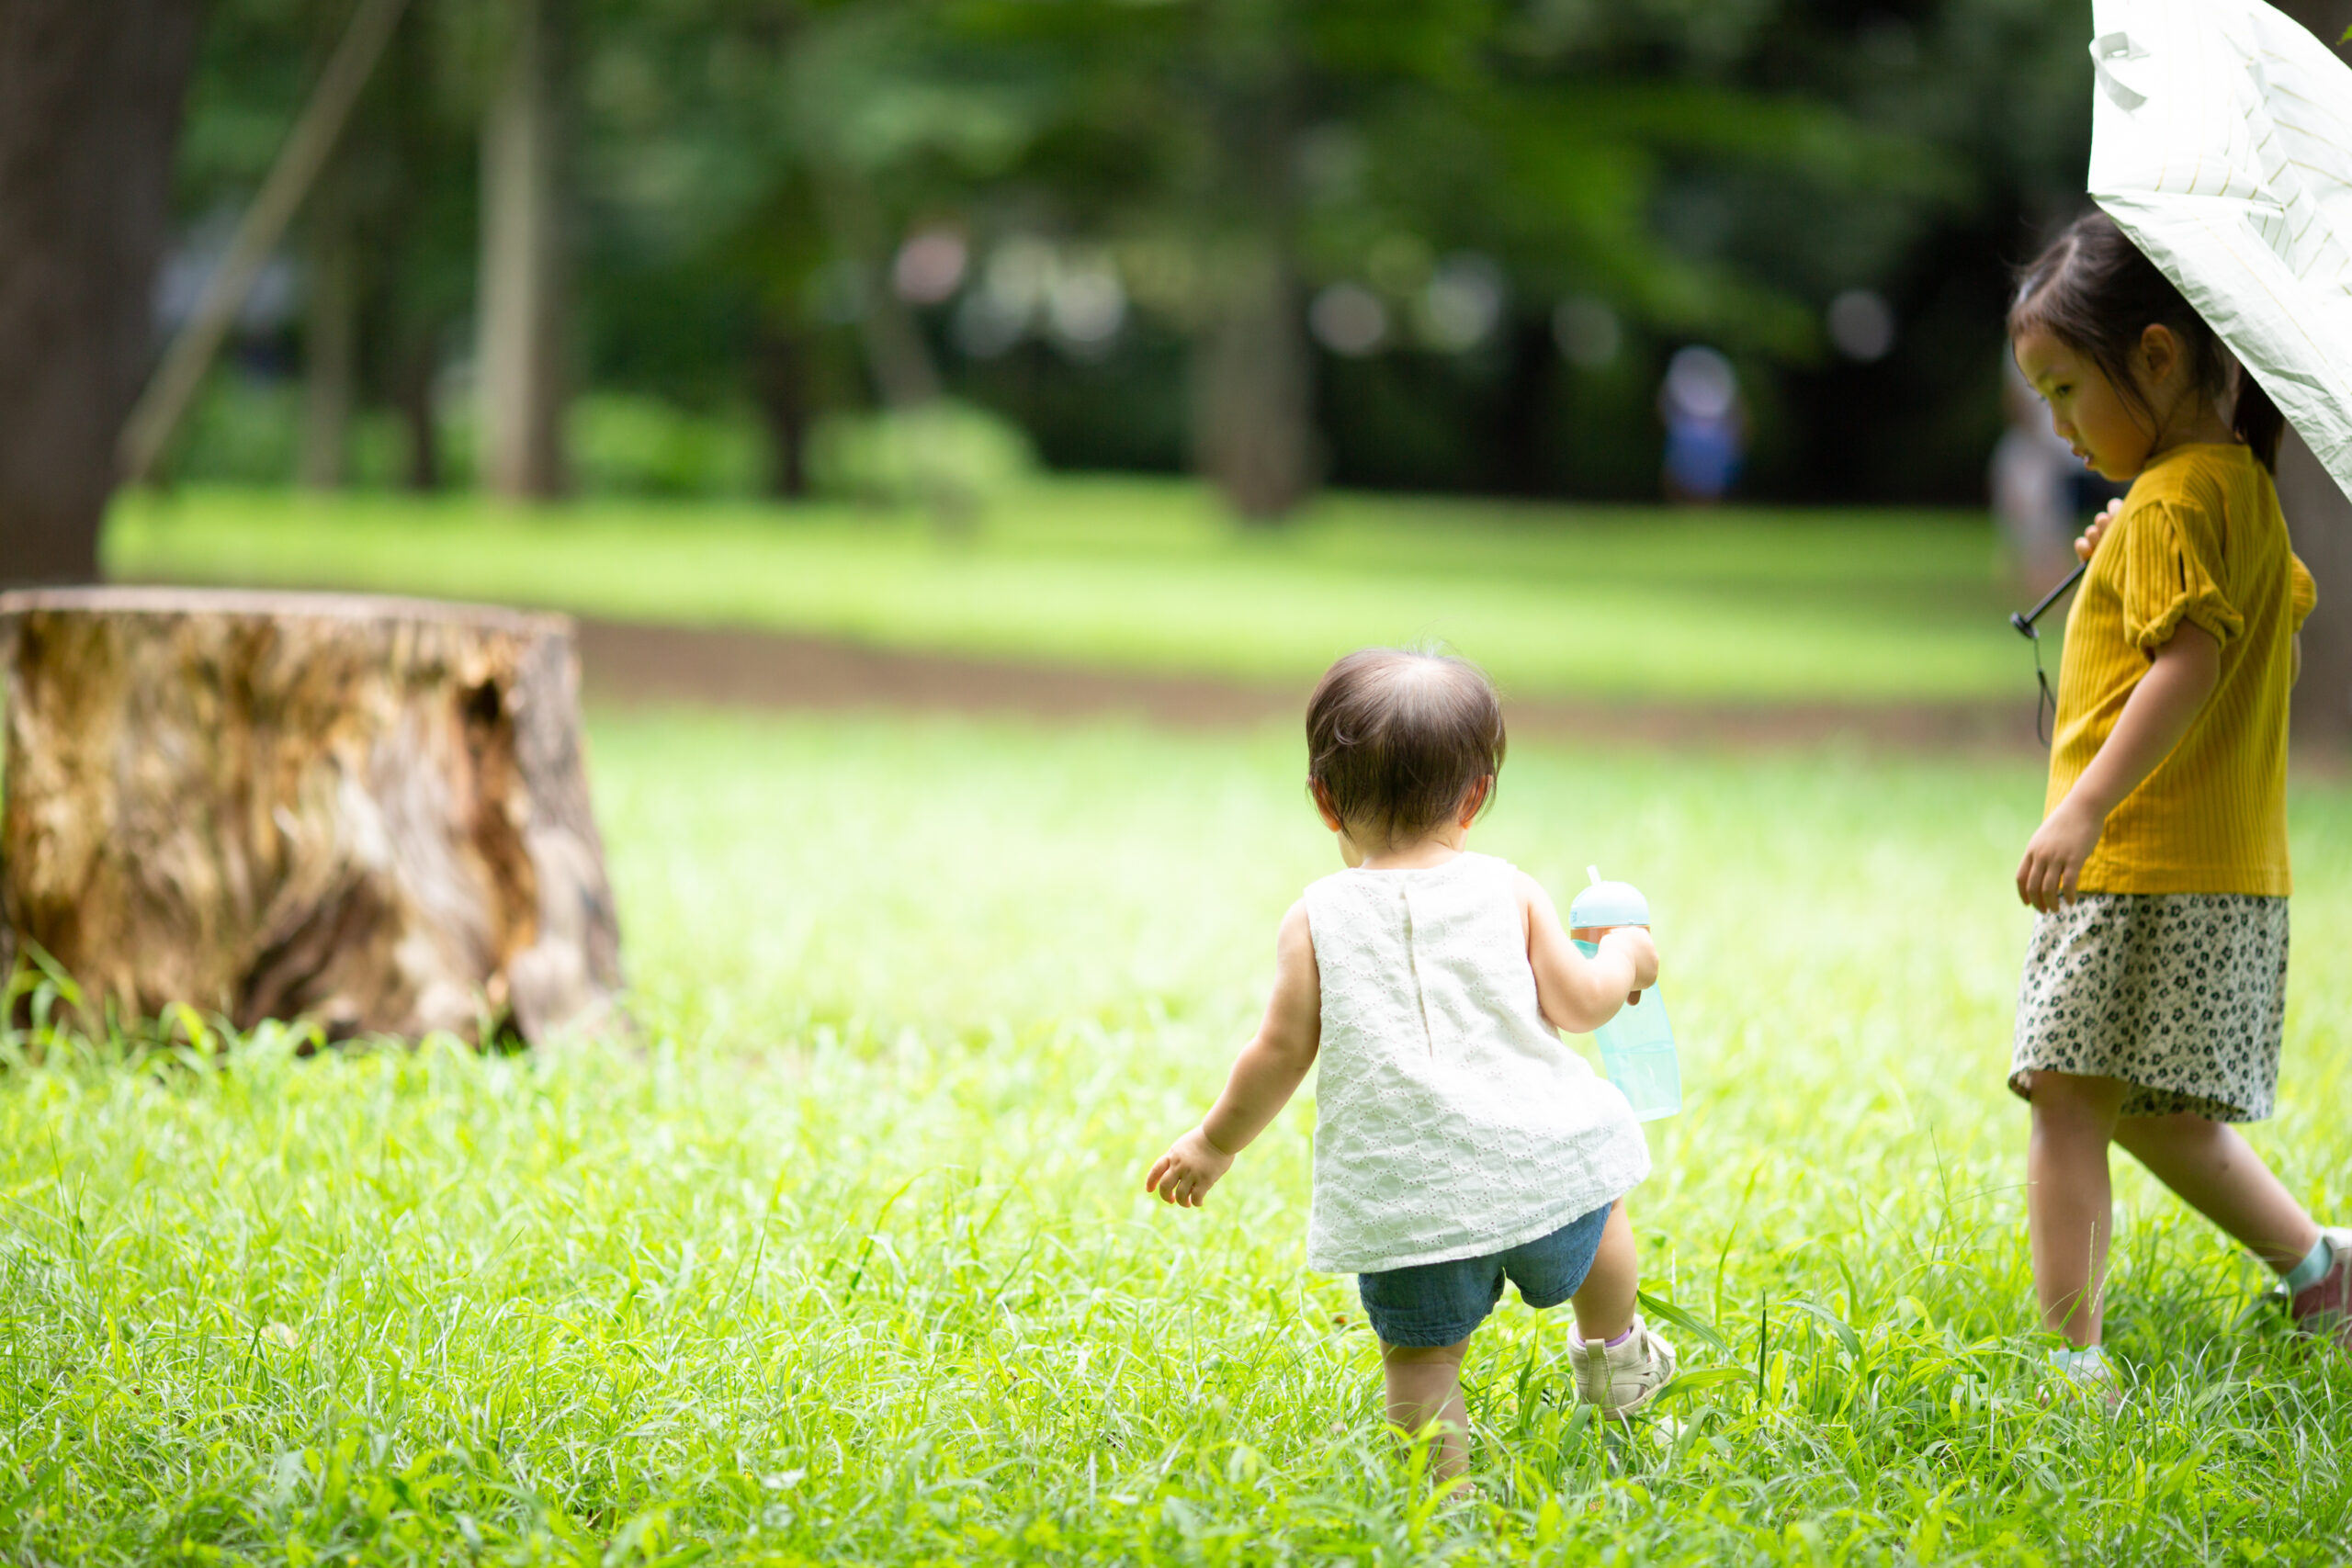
1146, 1126, 1235, 1208
2016, 797, 2105, 911
2074, 501, 2122, 562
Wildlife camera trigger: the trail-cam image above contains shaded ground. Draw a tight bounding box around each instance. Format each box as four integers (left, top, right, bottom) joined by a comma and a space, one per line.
575, 617, 2042, 751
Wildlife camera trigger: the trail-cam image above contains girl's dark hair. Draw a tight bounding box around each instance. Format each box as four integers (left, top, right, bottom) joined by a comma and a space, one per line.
1306, 649, 1505, 843
2009, 209, 2283, 471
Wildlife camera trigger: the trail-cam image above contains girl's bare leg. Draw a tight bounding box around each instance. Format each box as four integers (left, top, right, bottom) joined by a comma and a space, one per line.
2028, 1071, 2128, 1346
1569, 1201, 1637, 1342
2113, 1112, 2322, 1271
1380, 1338, 1471, 1481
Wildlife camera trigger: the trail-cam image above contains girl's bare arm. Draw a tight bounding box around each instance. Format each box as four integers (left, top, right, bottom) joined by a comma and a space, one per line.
1145, 900, 1321, 1207
1518, 873, 1658, 1034
2017, 619, 2221, 910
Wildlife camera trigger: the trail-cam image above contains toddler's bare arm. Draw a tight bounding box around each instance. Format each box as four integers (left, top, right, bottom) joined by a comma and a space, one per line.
1145, 900, 1321, 1207
1518, 873, 1657, 1034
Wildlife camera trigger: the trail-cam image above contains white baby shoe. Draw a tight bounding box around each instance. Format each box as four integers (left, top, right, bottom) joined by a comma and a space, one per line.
1567, 1314, 1678, 1419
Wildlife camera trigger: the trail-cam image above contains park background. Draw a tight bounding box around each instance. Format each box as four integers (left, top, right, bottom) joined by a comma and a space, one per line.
6, 0, 2352, 1562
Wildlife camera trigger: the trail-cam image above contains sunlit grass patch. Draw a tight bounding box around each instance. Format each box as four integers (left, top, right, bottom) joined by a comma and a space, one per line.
105, 479, 2025, 702
3, 710, 2349, 1562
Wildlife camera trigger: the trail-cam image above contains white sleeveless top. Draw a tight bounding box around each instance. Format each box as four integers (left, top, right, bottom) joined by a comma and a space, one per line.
1300, 852, 1650, 1273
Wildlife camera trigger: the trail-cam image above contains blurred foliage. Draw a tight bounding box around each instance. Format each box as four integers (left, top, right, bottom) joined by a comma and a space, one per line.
569, 394, 768, 497
806, 400, 1037, 509
172, 0, 2100, 504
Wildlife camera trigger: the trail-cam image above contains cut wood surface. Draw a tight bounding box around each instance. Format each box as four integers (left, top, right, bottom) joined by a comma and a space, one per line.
0, 587, 622, 1043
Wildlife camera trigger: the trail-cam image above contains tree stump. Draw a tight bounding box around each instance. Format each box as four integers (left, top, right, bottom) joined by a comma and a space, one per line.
0, 587, 623, 1044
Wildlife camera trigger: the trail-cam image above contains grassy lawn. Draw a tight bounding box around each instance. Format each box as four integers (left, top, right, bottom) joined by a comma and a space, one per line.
5, 711, 2350, 1562
103, 481, 2031, 704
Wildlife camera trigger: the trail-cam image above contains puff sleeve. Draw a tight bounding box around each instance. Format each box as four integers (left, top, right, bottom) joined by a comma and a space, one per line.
2117, 498, 2244, 651
2290, 552, 2317, 634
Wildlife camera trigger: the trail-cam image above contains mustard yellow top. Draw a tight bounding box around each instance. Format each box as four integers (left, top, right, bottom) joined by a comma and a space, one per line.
2048, 443, 2315, 896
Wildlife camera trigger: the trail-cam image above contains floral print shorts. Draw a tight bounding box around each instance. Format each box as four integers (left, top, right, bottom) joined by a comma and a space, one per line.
2009, 893, 2288, 1122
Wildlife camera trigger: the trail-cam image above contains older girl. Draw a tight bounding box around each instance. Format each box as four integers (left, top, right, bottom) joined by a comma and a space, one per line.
2007, 210, 2346, 1394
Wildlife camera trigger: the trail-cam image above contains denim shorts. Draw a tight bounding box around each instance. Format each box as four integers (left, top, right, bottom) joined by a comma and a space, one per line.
1356, 1201, 1614, 1348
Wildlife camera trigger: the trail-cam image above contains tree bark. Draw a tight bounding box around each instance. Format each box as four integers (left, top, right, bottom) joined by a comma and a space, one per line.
0, 588, 624, 1044
0, 0, 204, 585
478, 0, 570, 500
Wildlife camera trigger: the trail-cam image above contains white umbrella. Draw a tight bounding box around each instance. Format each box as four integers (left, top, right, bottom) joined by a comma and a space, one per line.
2087, 0, 2352, 502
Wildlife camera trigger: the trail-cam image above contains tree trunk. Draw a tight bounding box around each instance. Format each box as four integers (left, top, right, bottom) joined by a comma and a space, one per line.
1192, 242, 1317, 520
1492, 317, 1556, 498
478, 0, 569, 500
300, 174, 358, 490
395, 333, 443, 491
385, 0, 447, 493
1188, 4, 1315, 521
756, 321, 810, 499
809, 168, 940, 412
2282, 425, 2352, 744
0, 588, 624, 1044
0, 0, 204, 586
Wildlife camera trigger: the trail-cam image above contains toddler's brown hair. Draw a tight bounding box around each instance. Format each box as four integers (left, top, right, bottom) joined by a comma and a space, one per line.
1306, 649, 1505, 844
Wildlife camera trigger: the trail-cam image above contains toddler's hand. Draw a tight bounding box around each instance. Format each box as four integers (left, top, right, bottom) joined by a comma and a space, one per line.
1572, 923, 1658, 1002
1146, 1126, 1235, 1208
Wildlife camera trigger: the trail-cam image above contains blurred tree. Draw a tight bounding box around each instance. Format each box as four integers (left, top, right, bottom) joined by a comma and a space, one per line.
300, 1, 363, 489
169, 0, 473, 492
944, 0, 1962, 513
368, 0, 478, 490
1187, 0, 1315, 518
300, 168, 358, 487
153, 0, 2147, 511
571, 0, 1054, 492
479, 0, 571, 497
0, 0, 206, 585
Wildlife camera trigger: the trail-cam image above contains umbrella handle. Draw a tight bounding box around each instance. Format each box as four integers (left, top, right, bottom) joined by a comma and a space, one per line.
2011, 561, 2086, 638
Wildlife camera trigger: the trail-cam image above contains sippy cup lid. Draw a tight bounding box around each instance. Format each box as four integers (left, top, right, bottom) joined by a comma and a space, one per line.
1567, 865, 1650, 928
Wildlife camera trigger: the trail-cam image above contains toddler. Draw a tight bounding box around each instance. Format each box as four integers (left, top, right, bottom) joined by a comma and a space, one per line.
1145, 649, 1673, 1478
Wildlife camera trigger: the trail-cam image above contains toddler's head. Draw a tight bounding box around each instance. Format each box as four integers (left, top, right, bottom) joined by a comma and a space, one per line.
2008, 209, 2280, 479
1306, 649, 1505, 852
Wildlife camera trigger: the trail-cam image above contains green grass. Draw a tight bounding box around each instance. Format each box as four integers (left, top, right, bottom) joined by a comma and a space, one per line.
103, 480, 2030, 703
5, 711, 2351, 1562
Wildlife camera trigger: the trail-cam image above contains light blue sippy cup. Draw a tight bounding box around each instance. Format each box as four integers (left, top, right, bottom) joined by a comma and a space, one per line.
1568, 866, 1681, 1122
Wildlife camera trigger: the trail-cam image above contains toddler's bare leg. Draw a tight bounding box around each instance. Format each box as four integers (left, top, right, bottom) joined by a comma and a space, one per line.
1379, 1338, 1471, 1481
1570, 1201, 1637, 1342
2113, 1112, 2321, 1271
2028, 1071, 2127, 1346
